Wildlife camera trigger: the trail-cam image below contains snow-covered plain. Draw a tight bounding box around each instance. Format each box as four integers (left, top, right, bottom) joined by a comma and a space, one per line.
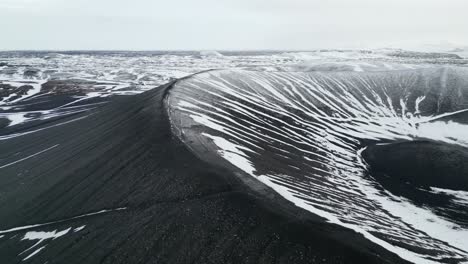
1, 49, 466, 128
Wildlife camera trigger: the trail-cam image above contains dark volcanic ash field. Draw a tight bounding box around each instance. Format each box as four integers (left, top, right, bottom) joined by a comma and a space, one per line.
0, 50, 468, 264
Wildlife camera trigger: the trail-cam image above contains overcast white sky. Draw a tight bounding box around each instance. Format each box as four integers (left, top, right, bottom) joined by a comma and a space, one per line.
0, 0, 467, 50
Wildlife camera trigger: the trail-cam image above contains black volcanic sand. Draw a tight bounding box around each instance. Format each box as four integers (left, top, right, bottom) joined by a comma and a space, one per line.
363, 141, 468, 191
363, 141, 468, 226
0, 82, 409, 264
